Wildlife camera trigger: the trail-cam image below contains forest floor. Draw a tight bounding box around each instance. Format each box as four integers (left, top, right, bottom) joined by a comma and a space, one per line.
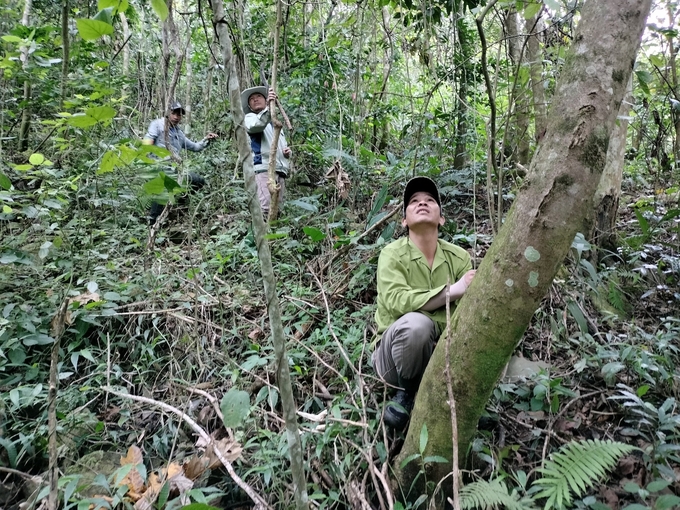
1, 163, 679, 509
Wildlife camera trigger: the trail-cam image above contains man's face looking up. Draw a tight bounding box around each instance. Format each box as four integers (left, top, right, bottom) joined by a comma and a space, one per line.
248, 93, 267, 114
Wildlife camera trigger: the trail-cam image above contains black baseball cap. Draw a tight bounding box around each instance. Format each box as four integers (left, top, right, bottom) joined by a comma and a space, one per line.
168, 101, 186, 115
403, 176, 441, 214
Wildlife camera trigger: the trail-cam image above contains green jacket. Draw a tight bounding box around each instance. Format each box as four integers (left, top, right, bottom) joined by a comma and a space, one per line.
374, 237, 472, 334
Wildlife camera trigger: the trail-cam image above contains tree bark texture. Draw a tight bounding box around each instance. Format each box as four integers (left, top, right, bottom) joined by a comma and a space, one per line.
588, 75, 634, 259
208, 1, 309, 508
395, 0, 652, 499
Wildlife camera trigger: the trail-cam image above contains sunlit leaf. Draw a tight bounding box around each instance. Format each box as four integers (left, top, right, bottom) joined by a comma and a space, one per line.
76, 19, 114, 41
29, 153, 45, 166
151, 0, 169, 21
143, 176, 166, 195
86, 106, 116, 123
98, 0, 129, 13
93, 7, 114, 24
2, 35, 23, 43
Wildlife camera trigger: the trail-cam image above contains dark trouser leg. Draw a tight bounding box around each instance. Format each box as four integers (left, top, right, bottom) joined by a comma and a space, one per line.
372, 312, 440, 429
371, 312, 441, 392
177, 173, 206, 207
149, 201, 164, 225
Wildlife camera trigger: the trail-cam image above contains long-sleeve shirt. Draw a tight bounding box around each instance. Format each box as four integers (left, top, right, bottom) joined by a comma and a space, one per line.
144, 118, 209, 155
374, 237, 472, 334
244, 108, 290, 176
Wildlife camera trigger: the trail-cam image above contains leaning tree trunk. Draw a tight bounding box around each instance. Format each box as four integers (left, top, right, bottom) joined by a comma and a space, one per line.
395, 0, 652, 500
587, 75, 634, 261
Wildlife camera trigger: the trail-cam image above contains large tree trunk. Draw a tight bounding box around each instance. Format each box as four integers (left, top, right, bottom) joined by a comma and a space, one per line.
395, 0, 651, 500
588, 75, 634, 260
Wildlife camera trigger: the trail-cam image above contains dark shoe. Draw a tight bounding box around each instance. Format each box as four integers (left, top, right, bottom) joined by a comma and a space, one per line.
384, 391, 414, 430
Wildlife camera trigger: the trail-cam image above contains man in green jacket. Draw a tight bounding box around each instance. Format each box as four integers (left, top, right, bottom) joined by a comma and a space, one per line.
373, 176, 476, 429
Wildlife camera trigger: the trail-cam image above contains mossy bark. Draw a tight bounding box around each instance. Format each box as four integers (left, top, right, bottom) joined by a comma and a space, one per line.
395, 0, 652, 500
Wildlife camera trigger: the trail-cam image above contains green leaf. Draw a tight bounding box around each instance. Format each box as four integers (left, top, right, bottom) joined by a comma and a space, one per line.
67, 114, 98, 128
0, 173, 11, 190
180, 504, 221, 510
93, 7, 114, 24
162, 174, 182, 192
655, 495, 680, 510
98, 0, 129, 13
98, 150, 122, 174
29, 153, 45, 165
399, 453, 421, 469
2, 35, 24, 43
423, 455, 449, 464
522, 2, 541, 19
0, 437, 18, 468
220, 389, 251, 428
86, 106, 116, 123
303, 226, 326, 242
143, 176, 166, 195
76, 19, 114, 41
151, 0, 169, 21
419, 423, 428, 454
22, 333, 55, 346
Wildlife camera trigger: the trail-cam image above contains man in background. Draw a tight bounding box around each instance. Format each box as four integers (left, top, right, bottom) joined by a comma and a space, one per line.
143, 101, 218, 225
242, 87, 291, 218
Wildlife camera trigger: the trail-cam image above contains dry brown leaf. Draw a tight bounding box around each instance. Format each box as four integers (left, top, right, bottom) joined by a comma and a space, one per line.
205, 438, 243, 469
66, 292, 101, 325
134, 473, 162, 510
120, 446, 144, 466
120, 468, 145, 497
184, 456, 209, 481
166, 462, 183, 479
248, 327, 263, 340
169, 474, 193, 494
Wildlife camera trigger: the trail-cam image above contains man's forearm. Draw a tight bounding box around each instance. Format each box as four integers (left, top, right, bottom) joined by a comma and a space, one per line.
419, 280, 467, 312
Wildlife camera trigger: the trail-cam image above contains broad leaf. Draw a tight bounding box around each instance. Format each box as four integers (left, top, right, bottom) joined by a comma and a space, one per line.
151, 0, 169, 21
220, 389, 251, 428
93, 7, 114, 24
0, 173, 11, 190
98, 0, 129, 13
76, 19, 114, 41
28, 153, 45, 166
303, 226, 326, 242
86, 106, 116, 123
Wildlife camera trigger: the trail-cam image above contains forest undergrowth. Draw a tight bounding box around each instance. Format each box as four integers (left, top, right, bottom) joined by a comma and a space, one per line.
0, 156, 679, 509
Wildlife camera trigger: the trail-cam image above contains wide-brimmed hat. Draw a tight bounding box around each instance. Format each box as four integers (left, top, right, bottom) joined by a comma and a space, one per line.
403, 176, 441, 214
241, 86, 268, 114
167, 101, 186, 115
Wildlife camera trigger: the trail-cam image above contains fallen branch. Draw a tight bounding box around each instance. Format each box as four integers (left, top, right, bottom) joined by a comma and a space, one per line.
102, 386, 270, 509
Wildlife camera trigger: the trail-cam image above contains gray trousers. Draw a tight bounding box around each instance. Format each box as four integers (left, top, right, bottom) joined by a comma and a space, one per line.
371, 312, 441, 390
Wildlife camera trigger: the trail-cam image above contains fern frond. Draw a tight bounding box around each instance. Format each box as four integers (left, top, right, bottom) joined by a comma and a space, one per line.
533, 439, 636, 509
459, 478, 536, 510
